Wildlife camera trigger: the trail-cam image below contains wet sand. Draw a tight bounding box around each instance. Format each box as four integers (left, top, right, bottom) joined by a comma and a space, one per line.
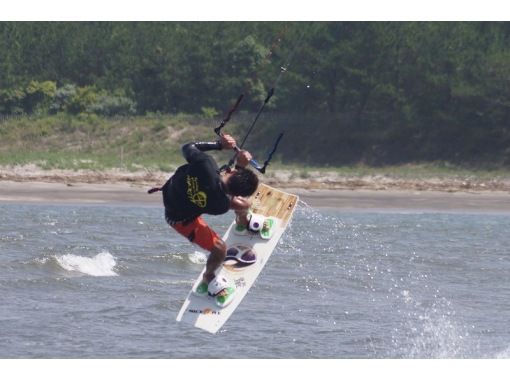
1, 180, 510, 213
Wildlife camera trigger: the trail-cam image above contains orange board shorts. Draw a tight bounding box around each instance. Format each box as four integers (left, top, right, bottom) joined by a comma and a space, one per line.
171, 216, 220, 252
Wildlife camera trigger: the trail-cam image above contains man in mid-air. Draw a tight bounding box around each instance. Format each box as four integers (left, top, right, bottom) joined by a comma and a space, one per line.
152, 134, 258, 306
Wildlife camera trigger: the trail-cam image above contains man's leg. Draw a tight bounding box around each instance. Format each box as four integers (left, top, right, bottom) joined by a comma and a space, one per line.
203, 238, 226, 283
171, 217, 234, 304
171, 216, 225, 284
235, 208, 250, 227
204, 238, 234, 303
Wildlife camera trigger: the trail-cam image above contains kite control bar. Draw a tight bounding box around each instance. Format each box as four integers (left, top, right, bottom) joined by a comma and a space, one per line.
214, 89, 283, 174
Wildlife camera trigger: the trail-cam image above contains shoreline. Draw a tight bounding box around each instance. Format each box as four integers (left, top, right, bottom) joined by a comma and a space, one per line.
2, 165, 510, 192
1, 166, 510, 212
1, 179, 510, 213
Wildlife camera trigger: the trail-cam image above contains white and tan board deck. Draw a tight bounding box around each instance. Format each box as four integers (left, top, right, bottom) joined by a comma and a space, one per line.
176, 183, 298, 334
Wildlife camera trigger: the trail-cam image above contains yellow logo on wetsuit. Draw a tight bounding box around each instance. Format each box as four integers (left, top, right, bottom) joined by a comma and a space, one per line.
186, 175, 207, 208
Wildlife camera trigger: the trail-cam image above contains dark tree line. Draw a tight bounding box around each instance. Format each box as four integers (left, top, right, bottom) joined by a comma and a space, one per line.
1, 21, 510, 166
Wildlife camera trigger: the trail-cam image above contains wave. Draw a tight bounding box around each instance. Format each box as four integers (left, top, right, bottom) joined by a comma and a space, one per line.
55, 251, 118, 277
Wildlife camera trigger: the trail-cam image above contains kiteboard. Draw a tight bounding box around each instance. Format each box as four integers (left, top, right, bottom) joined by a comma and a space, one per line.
176, 183, 298, 334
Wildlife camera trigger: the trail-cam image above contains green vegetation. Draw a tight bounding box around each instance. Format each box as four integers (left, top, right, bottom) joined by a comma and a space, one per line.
0, 113, 244, 171
268, 162, 510, 181
1, 114, 509, 183
1, 22, 510, 168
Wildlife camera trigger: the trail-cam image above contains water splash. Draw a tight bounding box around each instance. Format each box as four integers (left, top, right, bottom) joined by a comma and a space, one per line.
187, 250, 207, 264
495, 346, 510, 359
391, 291, 477, 358
407, 312, 470, 358
55, 251, 118, 277
283, 204, 484, 358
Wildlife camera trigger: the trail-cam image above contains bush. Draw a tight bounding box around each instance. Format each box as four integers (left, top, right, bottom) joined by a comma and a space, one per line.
50, 85, 137, 116
49, 84, 78, 114
2, 81, 137, 118
67, 86, 99, 114
87, 94, 137, 116
0, 81, 56, 115
201, 106, 219, 119
24, 81, 57, 114
0, 88, 25, 115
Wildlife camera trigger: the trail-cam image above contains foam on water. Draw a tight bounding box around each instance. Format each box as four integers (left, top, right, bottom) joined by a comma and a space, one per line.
55, 251, 118, 277
388, 288, 479, 358
495, 346, 510, 359
187, 250, 208, 264
406, 309, 472, 358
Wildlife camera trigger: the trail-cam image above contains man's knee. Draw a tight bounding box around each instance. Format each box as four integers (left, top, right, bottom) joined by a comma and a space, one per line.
212, 238, 227, 258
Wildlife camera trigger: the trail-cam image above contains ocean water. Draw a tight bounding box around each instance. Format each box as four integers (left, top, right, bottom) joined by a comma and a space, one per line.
1, 201, 510, 359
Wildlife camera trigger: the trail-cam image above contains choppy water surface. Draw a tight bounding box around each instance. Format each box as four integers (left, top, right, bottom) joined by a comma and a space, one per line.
1, 202, 509, 358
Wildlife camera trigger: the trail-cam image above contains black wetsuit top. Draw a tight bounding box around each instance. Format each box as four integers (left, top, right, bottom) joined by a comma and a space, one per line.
162, 141, 230, 223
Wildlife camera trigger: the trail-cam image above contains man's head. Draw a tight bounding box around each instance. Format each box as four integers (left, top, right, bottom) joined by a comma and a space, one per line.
224, 167, 259, 197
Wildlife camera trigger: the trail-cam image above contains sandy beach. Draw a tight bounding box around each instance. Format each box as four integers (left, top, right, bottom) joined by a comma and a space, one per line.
0, 165, 509, 212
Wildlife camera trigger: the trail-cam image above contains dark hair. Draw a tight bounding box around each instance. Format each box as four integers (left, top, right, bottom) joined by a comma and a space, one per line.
226, 167, 259, 197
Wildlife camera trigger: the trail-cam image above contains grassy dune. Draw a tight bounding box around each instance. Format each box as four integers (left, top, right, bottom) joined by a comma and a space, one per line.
1, 114, 510, 189
0, 113, 232, 172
